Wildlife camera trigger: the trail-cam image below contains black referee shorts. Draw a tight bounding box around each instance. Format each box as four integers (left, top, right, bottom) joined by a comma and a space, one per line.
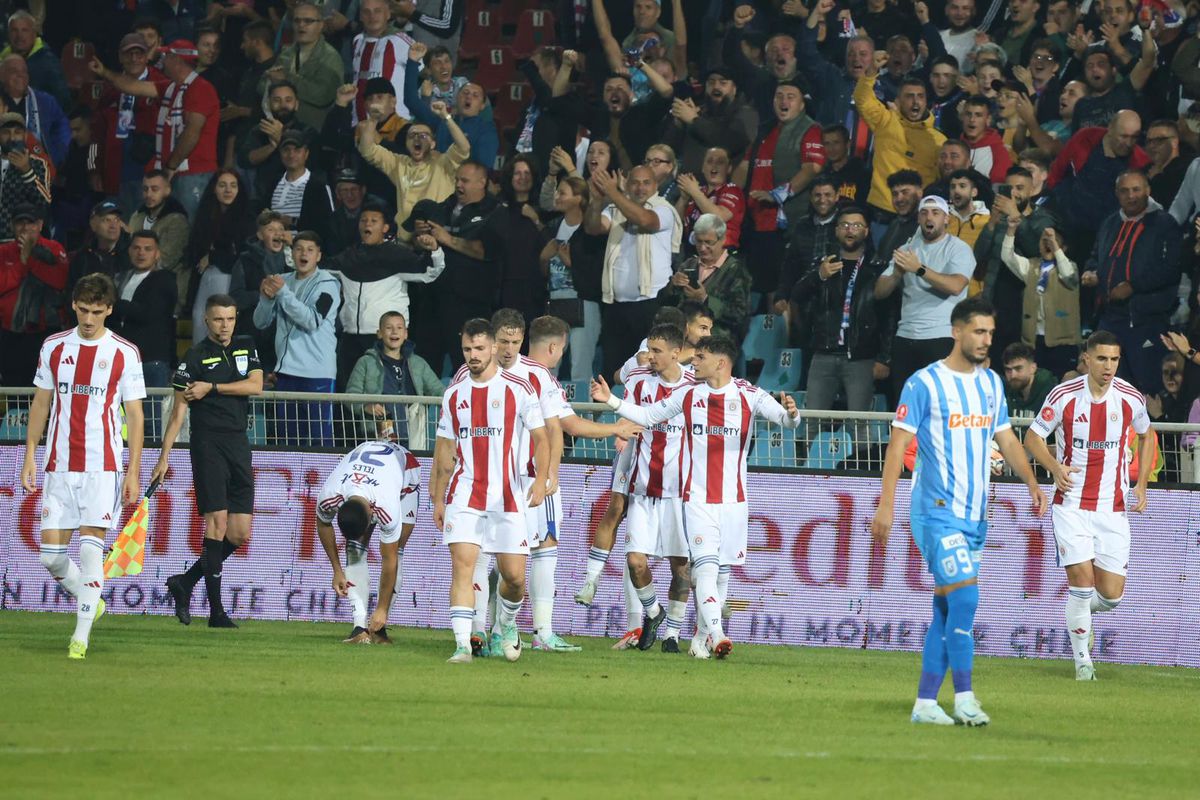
189, 433, 255, 515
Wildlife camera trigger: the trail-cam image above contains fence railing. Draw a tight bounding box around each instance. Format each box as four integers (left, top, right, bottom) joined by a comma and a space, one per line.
4, 387, 1200, 484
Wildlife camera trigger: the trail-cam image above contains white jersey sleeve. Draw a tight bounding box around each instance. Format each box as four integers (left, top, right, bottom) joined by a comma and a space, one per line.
519, 386, 546, 431
615, 388, 687, 427
117, 343, 147, 402
33, 338, 55, 390
749, 384, 800, 428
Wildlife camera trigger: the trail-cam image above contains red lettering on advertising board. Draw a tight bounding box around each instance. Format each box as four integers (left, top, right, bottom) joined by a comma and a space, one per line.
736, 514, 781, 584
791, 493, 853, 587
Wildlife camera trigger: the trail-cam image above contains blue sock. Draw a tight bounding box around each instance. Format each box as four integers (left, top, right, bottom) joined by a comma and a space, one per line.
917, 594, 949, 699
945, 583, 980, 693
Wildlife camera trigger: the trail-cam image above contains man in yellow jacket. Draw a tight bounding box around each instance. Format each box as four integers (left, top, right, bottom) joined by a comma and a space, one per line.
854, 58, 945, 225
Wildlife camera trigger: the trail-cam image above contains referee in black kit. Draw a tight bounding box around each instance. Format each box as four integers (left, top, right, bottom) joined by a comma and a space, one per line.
154, 294, 264, 628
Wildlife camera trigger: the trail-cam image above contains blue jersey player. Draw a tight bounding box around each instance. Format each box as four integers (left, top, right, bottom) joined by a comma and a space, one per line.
872, 298, 1047, 727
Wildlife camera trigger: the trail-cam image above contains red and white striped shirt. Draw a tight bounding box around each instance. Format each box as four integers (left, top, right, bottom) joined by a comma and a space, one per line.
625, 367, 696, 498
351, 31, 413, 124
615, 379, 799, 504
437, 369, 545, 512
1029, 375, 1150, 512
33, 328, 146, 473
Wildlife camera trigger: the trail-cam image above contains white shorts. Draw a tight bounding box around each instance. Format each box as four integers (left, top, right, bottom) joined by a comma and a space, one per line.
40, 471, 122, 532
683, 501, 749, 566
520, 477, 564, 546
443, 506, 529, 555
626, 494, 687, 558
1052, 505, 1131, 576
610, 445, 635, 495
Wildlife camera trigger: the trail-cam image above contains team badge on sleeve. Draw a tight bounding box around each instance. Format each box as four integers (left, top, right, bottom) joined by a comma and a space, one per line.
895, 404, 908, 422
1041, 406, 1055, 422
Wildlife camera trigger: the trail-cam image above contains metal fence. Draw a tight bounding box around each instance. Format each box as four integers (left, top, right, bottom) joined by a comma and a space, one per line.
4, 387, 1200, 484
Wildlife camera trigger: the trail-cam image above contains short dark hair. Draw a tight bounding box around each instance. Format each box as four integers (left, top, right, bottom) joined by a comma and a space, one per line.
379, 310, 406, 327
195, 23, 221, 40
143, 168, 169, 182
461, 317, 493, 339
293, 230, 323, 248
1019, 147, 1052, 171
951, 297, 996, 326
810, 175, 837, 194
680, 301, 714, 323
887, 169, 923, 189
336, 497, 372, 541
490, 308, 526, 335
1086, 330, 1121, 351
73, 273, 116, 307
646, 323, 685, 350
835, 205, 867, 225
930, 53, 959, 71
428, 45, 452, 63
899, 76, 927, 93
695, 335, 739, 363
605, 72, 633, 89
1147, 119, 1179, 136
529, 315, 570, 346
129, 230, 159, 245
1002, 341, 1036, 365
1030, 38, 1062, 61
821, 123, 850, 141
243, 20, 274, 45
205, 293, 237, 311
256, 209, 285, 228
963, 94, 991, 111
1006, 165, 1034, 181
132, 16, 162, 33
653, 305, 687, 329
947, 168, 979, 186
942, 139, 970, 156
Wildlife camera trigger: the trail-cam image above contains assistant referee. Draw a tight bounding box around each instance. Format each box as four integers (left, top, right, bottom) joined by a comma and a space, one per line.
154, 294, 264, 628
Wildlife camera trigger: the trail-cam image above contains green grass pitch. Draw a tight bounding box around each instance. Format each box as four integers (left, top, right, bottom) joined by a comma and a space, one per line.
2, 611, 1196, 799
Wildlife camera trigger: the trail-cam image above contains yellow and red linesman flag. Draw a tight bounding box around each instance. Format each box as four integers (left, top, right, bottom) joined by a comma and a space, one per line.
104, 478, 162, 579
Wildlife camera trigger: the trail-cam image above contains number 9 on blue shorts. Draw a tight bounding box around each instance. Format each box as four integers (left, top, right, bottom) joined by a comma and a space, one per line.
913, 521, 984, 586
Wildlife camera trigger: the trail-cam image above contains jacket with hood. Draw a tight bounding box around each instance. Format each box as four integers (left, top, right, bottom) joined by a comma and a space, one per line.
344, 339, 442, 445
253, 267, 342, 379
663, 98, 757, 177
129, 196, 189, 273
853, 74, 946, 213
965, 128, 1013, 184
403, 62, 499, 169
229, 239, 288, 371
790, 247, 893, 362
324, 240, 446, 335
1087, 201, 1182, 326
948, 201, 991, 250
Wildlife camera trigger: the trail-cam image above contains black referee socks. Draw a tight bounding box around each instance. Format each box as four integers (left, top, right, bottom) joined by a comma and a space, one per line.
181, 539, 238, 592
202, 538, 227, 618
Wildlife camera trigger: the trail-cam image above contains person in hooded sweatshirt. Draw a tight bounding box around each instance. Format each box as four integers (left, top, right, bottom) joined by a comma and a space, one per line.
959, 94, 1013, 185
322, 199, 446, 388
946, 169, 991, 251
229, 209, 291, 373
1081, 169, 1182, 393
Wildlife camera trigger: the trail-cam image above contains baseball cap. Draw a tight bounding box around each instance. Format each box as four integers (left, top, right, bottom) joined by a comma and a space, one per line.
163, 39, 199, 64
334, 168, 362, 185
363, 77, 395, 98
12, 204, 42, 223
917, 195, 949, 214
91, 200, 122, 218
991, 78, 1028, 97
703, 65, 737, 85
0, 111, 24, 127
119, 33, 149, 53
402, 198, 440, 232
278, 129, 309, 149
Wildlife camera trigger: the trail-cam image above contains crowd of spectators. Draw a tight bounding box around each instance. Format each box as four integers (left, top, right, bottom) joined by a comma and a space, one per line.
6, 0, 1200, 477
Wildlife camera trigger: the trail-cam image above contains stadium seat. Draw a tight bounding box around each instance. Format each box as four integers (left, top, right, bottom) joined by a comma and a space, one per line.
756, 348, 803, 392
805, 429, 852, 470
75, 80, 106, 110
559, 379, 589, 404
474, 46, 518, 96
741, 314, 787, 360
458, 3, 499, 61
748, 420, 797, 468
492, 81, 530, 134
494, 0, 526, 28
60, 40, 95, 91
511, 9, 557, 58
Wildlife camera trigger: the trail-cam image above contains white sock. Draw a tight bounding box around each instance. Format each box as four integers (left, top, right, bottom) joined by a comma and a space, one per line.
634, 581, 661, 619
73, 536, 104, 645
449, 605, 473, 649
954, 690, 975, 704
585, 547, 609, 582
622, 561, 641, 630
391, 546, 404, 612
665, 599, 687, 639
1066, 587, 1095, 664
39, 543, 82, 597
497, 594, 522, 628
1091, 593, 1122, 613
472, 556, 490, 634
692, 558, 723, 641
530, 546, 557, 640
717, 564, 731, 607
344, 540, 369, 629
913, 698, 938, 711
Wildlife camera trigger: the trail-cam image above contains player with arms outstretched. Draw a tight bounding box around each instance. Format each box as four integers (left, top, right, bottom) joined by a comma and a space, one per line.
1023, 331, 1152, 680
431, 318, 549, 663
873, 297, 1047, 726
592, 335, 800, 658
315, 439, 422, 644
21, 273, 146, 660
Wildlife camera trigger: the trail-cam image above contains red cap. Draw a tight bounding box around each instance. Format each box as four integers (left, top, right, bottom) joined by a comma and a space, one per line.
163, 39, 199, 64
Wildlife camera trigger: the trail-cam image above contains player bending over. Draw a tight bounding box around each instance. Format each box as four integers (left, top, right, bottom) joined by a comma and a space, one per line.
431, 319, 549, 663
316, 439, 421, 644
1023, 331, 1152, 680
22, 274, 146, 660
873, 297, 1047, 726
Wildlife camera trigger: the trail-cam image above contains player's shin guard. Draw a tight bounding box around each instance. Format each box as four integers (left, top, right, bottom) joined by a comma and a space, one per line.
1091, 593, 1122, 613
1066, 587, 1095, 664
917, 594, 949, 700
449, 606, 474, 649
344, 540, 370, 630
73, 536, 104, 645
392, 546, 405, 611
665, 599, 687, 640
39, 543, 82, 597
471, 556, 490, 634
944, 584, 980, 694
692, 558, 723, 640
530, 546, 558, 640
716, 564, 731, 607
585, 547, 610, 582
623, 561, 641, 630
497, 594, 522, 628
201, 538, 228, 617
